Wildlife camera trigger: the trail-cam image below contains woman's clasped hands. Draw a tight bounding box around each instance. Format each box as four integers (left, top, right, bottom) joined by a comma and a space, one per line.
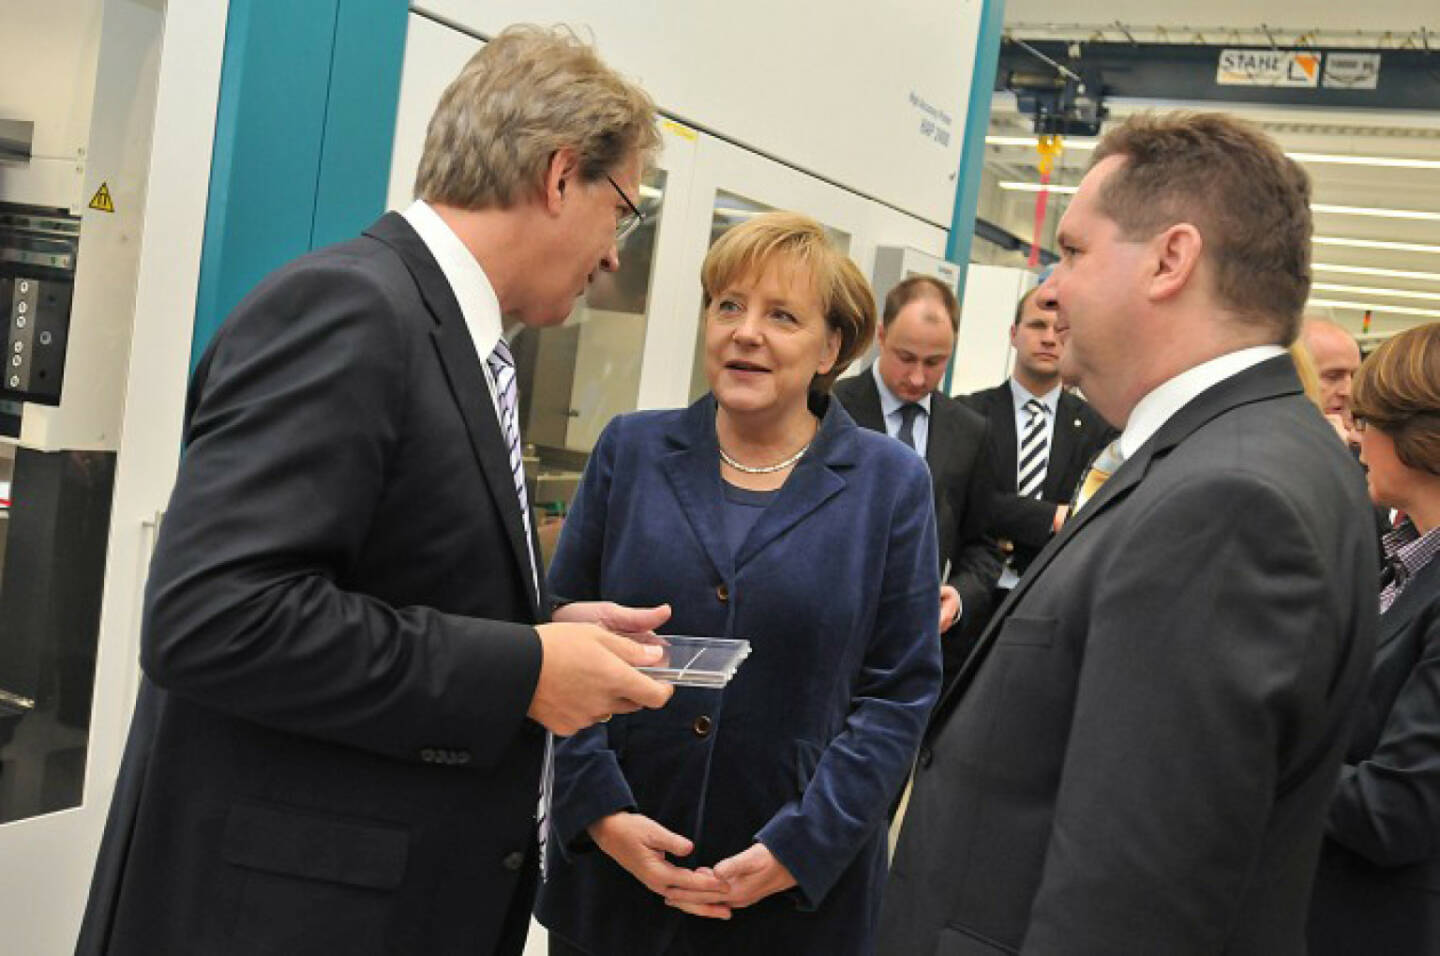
588, 811, 797, 920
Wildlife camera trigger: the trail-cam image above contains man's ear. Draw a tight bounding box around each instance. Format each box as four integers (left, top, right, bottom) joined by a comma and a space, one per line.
1149, 222, 1203, 303
542, 147, 582, 215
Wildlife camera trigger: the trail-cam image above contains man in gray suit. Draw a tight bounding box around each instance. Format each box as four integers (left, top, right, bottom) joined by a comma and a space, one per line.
878, 113, 1377, 955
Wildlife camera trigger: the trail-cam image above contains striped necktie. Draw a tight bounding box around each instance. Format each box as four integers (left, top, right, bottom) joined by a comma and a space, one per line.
1072, 439, 1125, 515
484, 337, 535, 577
1017, 398, 1050, 499
484, 337, 552, 873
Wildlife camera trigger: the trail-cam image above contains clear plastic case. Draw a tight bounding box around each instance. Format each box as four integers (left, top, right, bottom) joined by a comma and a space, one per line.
636, 635, 751, 688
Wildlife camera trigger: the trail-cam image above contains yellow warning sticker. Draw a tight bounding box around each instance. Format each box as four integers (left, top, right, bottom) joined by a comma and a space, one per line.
663, 120, 698, 142
88, 182, 115, 213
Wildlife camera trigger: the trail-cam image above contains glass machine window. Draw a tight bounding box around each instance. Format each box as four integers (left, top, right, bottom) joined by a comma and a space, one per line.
513, 168, 668, 569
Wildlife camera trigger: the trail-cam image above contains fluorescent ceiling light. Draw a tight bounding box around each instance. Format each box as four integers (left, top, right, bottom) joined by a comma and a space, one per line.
1313, 236, 1440, 256
987, 136, 1440, 170
1313, 263, 1440, 283
987, 135, 1097, 150
1312, 282, 1440, 303
996, 185, 1440, 224
1284, 151, 1440, 171
1311, 203, 1440, 222
998, 182, 1078, 194
1308, 297, 1440, 319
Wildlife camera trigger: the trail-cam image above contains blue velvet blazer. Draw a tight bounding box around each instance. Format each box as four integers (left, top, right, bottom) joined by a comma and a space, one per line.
534, 393, 942, 956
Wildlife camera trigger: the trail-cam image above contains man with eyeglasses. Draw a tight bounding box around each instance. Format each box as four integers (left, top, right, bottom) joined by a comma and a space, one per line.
80, 25, 678, 956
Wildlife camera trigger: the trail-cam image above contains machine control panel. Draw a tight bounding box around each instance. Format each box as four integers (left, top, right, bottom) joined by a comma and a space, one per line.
0, 204, 78, 407
3, 276, 70, 404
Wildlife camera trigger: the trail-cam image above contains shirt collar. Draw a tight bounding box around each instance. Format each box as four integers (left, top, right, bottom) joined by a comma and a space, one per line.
1119, 345, 1285, 459
1382, 518, 1440, 590
1010, 378, 1061, 417
401, 199, 504, 364
872, 362, 932, 417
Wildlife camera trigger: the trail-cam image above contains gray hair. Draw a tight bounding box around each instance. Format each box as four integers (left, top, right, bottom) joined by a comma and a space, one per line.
415, 24, 660, 209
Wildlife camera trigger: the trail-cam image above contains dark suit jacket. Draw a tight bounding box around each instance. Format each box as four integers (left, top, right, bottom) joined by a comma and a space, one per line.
534, 394, 942, 956
961, 381, 1115, 574
878, 356, 1378, 955
77, 214, 549, 956
832, 371, 1001, 675
1310, 554, 1440, 956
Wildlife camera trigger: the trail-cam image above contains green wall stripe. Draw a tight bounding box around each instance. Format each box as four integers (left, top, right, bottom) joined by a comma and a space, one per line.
312, 0, 409, 249
943, 0, 1006, 393
191, 0, 409, 369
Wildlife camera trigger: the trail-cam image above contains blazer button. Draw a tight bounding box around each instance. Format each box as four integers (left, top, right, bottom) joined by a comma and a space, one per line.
502, 851, 526, 872
692, 715, 713, 738
917, 746, 933, 769
716, 583, 730, 603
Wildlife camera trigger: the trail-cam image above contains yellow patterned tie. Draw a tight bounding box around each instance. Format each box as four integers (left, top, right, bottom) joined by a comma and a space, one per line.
1072, 439, 1125, 515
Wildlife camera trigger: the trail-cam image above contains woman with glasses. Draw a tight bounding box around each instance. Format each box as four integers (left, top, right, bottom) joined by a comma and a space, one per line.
534, 212, 941, 955
1309, 322, 1440, 955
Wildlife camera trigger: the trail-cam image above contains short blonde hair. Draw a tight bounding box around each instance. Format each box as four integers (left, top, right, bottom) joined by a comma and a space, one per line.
701, 211, 876, 393
1352, 323, 1440, 476
415, 25, 660, 209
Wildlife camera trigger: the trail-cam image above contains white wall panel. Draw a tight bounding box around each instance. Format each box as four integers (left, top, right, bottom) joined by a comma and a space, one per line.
950, 263, 1029, 396
412, 0, 981, 226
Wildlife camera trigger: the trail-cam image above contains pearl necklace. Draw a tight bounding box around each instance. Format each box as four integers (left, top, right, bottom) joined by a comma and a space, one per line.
718, 440, 812, 474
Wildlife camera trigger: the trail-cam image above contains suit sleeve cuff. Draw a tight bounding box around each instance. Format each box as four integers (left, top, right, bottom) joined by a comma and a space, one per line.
553, 745, 637, 853
755, 805, 837, 911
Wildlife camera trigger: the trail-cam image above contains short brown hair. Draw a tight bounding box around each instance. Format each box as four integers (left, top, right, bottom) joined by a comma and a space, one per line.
883, 275, 958, 332
701, 211, 876, 393
415, 25, 660, 209
1351, 323, 1440, 476
1012, 285, 1047, 327
1090, 113, 1312, 344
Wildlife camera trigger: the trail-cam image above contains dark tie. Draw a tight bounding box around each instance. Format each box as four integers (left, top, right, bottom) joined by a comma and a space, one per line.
897, 403, 922, 449
1017, 398, 1049, 498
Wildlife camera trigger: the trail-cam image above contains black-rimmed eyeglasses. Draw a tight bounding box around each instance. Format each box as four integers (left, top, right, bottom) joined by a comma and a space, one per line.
607, 175, 644, 242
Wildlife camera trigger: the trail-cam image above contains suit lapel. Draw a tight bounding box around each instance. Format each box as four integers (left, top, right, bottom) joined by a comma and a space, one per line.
924, 396, 957, 495
1376, 551, 1440, 651
843, 370, 887, 432
366, 213, 543, 620
1045, 391, 1085, 500
659, 397, 735, 583
929, 355, 1305, 731
992, 383, 1019, 492
734, 399, 851, 568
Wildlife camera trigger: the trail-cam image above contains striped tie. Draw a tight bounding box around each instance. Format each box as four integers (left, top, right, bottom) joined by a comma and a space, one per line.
485, 337, 553, 874
485, 338, 534, 566
1017, 398, 1049, 499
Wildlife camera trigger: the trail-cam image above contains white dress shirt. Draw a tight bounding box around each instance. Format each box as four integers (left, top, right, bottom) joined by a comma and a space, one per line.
872, 362, 932, 458
1119, 345, 1286, 459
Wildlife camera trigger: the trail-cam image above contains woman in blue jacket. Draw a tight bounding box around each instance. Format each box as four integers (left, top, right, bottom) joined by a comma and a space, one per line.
535, 212, 942, 955
1310, 322, 1440, 954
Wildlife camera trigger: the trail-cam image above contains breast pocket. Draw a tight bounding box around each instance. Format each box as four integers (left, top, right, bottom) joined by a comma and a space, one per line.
220, 801, 408, 956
